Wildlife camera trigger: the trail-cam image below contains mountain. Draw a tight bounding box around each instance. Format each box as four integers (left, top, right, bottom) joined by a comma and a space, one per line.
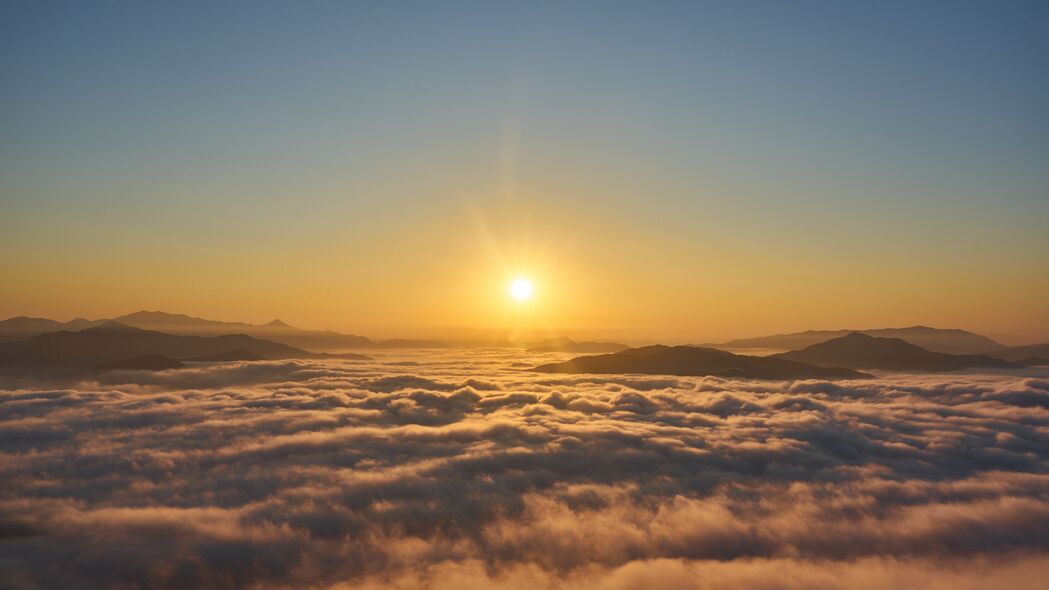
773, 333, 1019, 371
0, 322, 369, 368
526, 338, 630, 353
532, 345, 869, 380
0, 316, 104, 343
707, 326, 1003, 355
89, 355, 185, 371
987, 343, 1049, 365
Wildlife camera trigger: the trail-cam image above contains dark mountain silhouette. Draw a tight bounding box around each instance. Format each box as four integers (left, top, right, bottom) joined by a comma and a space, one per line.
185, 348, 265, 362
0, 322, 369, 368
527, 338, 629, 353
706, 326, 1003, 355
773, 332, 1019, 371
89, 355, 185, 371
987, 343, 1049, 364
532, 345, 869, 380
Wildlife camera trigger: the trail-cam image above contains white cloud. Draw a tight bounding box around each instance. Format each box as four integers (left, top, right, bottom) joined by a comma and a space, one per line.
2, 353, 1048, 588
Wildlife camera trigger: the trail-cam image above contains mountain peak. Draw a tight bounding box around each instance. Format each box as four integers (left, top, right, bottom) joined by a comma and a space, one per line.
266, 319, 290, 328
117, 310, 199, 322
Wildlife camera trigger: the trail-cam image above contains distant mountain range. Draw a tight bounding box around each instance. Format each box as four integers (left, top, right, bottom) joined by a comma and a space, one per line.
0, 311, 443, 350
1, 313, 1045, 369
773, 333, 1020, 371
0, 312, 628, 353
0, 316, 103, 343
532, 345, 870, 380
532, 333, 1039, 379
0, 321, 370, 369
704, 326, 1003, 355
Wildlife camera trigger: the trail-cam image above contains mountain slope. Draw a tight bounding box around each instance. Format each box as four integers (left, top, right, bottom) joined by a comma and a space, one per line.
708, 326, 1003, 355
987, 343, 1049, 364
773, 333, 1019, 371
532, 345, 869, 380
0, 322, 369, 368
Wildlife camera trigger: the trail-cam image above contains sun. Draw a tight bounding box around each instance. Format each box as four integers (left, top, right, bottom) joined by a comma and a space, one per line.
509, 277, 535, 301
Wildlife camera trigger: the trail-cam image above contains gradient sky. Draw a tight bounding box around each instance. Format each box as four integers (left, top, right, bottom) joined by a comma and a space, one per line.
2, 1, 1047, 343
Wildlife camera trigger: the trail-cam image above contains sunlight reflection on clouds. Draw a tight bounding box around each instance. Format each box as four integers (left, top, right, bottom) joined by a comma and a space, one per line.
2, 351, 1048, 588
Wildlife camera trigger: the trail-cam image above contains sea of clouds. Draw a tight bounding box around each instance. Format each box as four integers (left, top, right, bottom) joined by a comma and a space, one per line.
2, 349, 1049, 589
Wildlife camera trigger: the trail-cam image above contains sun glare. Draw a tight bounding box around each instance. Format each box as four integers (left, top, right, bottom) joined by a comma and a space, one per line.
509, 277, 534, 301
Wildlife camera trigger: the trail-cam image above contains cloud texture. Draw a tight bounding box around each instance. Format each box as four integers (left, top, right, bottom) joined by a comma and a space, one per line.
2, 350, 1049, 588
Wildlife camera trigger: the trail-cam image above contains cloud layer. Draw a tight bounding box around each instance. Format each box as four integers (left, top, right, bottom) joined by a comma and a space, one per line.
2, 350, 1049, 588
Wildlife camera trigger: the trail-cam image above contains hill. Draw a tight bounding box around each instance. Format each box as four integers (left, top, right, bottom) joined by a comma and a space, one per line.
707, 326, 1003, 355
773, 333, 1019, 371
532, 345, 869, 380
0, 322, 370, 368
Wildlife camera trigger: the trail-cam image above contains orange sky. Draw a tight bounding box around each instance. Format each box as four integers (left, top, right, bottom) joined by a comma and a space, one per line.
2, 192, 1046, 345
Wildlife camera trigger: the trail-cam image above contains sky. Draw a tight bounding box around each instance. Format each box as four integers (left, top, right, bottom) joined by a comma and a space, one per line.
1, 1, 1047, 343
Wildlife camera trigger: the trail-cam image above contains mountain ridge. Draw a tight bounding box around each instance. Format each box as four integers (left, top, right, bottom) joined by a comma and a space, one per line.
0, 312, 407, 350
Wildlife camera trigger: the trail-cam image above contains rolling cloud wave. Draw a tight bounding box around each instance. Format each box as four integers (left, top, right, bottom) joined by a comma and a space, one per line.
2, 351, 1049, 588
